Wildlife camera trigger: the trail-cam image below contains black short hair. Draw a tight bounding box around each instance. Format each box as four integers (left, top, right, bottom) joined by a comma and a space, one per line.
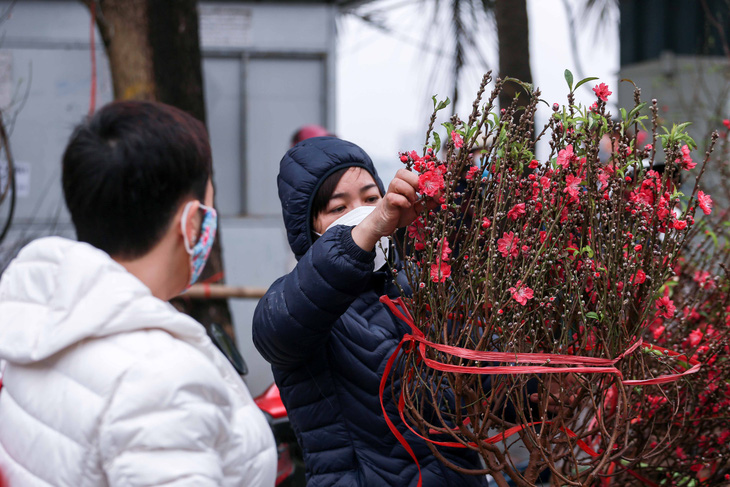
62, 100, 212, 259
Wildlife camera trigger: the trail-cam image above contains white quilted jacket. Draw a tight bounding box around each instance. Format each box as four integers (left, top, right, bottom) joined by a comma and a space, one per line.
0, 237, 276, 486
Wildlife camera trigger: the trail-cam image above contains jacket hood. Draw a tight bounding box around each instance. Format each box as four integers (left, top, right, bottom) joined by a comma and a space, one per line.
277, 136, 385, 260
0, 237, 205, 365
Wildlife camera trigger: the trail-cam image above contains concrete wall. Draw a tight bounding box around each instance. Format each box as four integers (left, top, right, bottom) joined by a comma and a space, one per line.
618, 54, 730, 210
0, 0, 338, 395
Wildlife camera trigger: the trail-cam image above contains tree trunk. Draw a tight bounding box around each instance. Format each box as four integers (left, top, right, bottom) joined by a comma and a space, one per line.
495, 0, 533, 113
85, 0, 235, 341
92, 0, 155, 101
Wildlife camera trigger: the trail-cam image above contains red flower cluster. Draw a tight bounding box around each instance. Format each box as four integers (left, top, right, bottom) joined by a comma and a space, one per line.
678, 144, 696, 170
509, 280, 534, 305
556, 144, 576, 169
419, 170, 444, 197
593, 83, 612, 102
497, 231, 520, 259
697, 190, 713, 215
395, 76, 721, 486
430, 238, 452, 283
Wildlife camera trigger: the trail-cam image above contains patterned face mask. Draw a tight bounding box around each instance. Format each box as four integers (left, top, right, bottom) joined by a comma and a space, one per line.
181, 201, 218, 288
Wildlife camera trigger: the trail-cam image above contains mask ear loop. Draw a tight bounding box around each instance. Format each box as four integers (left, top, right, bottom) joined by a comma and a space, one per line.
180, 201, 196, 255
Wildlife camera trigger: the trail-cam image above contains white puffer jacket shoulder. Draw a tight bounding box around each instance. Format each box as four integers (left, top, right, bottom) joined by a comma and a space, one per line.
0, 237, 276, 487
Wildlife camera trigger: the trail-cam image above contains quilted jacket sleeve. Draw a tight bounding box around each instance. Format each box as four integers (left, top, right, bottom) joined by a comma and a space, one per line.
253, 225, 375, 370
98, 344, 248, 487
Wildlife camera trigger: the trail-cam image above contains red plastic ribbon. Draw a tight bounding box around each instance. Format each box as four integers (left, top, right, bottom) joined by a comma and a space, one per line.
378, 295, 700, 486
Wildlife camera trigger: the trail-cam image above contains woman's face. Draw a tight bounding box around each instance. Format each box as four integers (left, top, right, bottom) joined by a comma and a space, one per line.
312, 167, 381, 234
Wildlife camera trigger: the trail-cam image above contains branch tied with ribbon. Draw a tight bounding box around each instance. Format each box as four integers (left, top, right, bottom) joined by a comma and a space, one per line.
378, 295, 701, 487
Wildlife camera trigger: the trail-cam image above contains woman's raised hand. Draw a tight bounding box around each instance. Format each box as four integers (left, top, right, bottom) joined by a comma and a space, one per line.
352, 169, 430, 251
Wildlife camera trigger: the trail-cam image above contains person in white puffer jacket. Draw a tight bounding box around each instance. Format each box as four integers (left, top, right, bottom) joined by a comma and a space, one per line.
0, 101, 276, 486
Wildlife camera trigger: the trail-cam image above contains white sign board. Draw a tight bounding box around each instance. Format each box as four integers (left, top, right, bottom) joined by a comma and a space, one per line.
199, 5, 252, 48
14, 161, 30, 198
0, 160, 30, 199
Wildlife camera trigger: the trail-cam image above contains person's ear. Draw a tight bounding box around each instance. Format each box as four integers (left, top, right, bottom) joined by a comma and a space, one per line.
180, 200, 201, 247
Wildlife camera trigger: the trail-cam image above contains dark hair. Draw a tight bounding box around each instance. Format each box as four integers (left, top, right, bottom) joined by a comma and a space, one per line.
62, 100, 212, 259
310, 167, 350, 225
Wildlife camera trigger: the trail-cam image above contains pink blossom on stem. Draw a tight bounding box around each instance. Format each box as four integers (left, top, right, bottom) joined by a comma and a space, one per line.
507, 203, 526, 220
439, 238, 452, 261
632, 269, 646, 285
509, 281, 534, 306
685, 329, 704, 349
451, 131, 463, 148
430, 261, 451, 283
593, 83, 612, 102
556, 144, 575, 169
418, 170, 444, 197
655, 296, 676, 319
564, 174, 582, 201
597, 169, 610, 190
679, 145, 696, 170
697, 190, 713, 215
465, 165, 480, 180
694, 270, 716, 290
652, 324, 665, 340
497, 232, 520, 259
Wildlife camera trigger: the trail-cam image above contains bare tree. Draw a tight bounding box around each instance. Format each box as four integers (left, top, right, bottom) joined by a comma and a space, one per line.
495, 0, 532, 114
82, 0, 234, 340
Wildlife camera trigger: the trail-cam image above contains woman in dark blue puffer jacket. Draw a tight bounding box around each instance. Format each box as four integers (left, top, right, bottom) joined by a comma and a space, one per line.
253, 136, 489, 486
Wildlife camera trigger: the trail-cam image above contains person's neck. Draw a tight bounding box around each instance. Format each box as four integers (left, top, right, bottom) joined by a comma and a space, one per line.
113, 240, 183, 301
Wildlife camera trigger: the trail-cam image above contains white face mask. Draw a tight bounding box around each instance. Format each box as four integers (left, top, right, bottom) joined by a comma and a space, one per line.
318, 205, 390, 270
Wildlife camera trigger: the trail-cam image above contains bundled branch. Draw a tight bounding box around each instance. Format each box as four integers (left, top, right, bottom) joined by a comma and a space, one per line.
611, 158, 730, 486
385, 71, 717, 486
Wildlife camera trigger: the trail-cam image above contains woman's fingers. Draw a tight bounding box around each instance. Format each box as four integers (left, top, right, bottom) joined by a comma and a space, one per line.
394, 168, 419, 189
383, 192, 412, 210
388, 177, 418, 204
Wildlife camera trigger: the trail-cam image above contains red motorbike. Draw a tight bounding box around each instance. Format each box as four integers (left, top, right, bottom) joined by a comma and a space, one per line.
208, 323, 304, 487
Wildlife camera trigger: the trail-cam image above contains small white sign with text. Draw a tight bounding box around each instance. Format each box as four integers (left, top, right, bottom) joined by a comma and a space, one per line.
0, 160, 30, 199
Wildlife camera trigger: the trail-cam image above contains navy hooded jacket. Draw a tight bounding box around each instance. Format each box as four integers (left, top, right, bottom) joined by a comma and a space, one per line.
253, 137, 488, 486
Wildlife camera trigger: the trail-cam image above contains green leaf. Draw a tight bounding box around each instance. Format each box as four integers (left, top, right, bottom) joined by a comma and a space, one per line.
432, 132, 441, 154
582, 245, 594, 258
620, 78, 637, 89
585, 312, 599, 320
566, 246, 580, 256
504, 77, 534, 94
467, 125, 479, 141
627, 102, 647, 121
564, 69, 574, 91
574, 76, 599, 91
432, 95, 450, 112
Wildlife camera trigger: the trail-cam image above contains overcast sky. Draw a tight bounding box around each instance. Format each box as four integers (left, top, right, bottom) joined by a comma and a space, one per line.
335, 0, 619, 183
